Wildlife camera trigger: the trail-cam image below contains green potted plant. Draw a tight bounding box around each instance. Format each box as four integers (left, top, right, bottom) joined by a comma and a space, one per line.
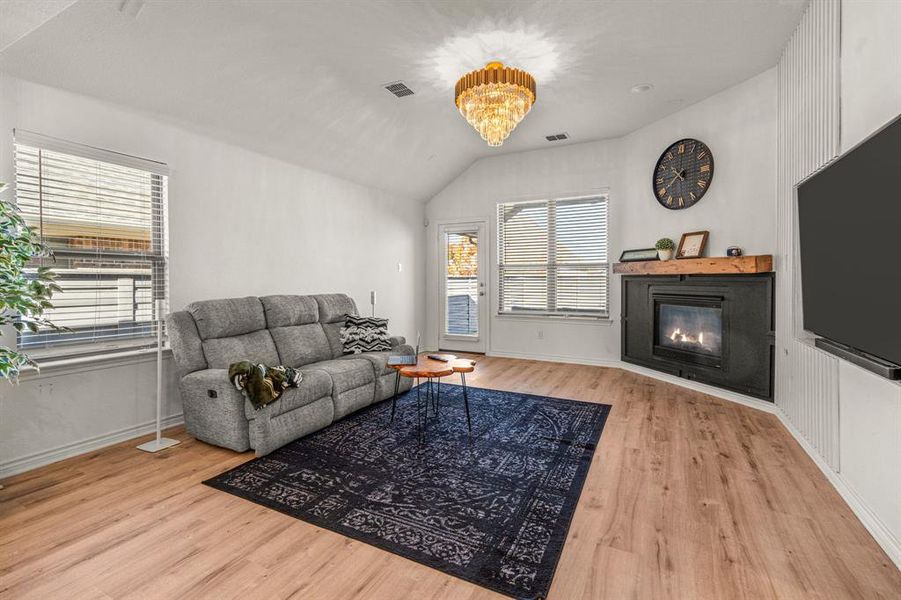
0, 181, 64, 382
655, 237, 675, 261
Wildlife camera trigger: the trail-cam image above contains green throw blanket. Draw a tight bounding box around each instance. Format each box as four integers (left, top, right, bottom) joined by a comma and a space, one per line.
228, 361, 302, 410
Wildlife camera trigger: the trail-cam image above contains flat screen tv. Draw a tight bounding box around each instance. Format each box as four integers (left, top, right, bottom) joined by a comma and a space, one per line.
797, 113, 901, 367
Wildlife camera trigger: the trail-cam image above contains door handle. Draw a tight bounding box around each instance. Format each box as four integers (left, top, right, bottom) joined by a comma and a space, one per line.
479, 292, 485, 296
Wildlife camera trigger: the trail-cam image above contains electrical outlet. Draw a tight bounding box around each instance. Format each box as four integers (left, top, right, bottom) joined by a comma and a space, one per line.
537, 329, 544, 340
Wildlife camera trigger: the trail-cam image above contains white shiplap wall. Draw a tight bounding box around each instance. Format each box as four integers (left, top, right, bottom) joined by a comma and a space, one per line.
776, 0, 842, 469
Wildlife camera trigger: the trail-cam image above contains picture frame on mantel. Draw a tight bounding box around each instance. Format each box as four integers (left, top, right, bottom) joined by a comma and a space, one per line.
676, 230, 709, 259
619, 248, 660, 262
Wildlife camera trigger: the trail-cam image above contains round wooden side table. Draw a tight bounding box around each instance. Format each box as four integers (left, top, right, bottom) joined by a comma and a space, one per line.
389, 354, 476, 440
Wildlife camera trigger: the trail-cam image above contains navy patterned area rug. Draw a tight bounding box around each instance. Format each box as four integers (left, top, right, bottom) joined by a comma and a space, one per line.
203, 383, 610, 599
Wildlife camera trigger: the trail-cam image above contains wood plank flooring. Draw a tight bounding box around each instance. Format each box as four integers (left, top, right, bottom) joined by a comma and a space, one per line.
1, 357, 898, 599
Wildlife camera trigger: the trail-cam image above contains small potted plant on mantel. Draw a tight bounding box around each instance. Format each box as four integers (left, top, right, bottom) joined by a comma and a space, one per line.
655, 237, 675, 261
0, 181, 64, 382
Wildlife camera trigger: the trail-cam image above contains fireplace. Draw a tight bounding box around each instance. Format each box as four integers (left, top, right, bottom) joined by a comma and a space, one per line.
654, 296, 723, 367
621, 274, 774, 400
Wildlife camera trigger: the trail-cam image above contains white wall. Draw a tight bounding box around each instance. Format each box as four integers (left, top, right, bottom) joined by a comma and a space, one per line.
425, 69, 777, 364
835, 0, 901, 562
425, 137, 620, 361
841, 0, 901, 150
0, 76, 425, 475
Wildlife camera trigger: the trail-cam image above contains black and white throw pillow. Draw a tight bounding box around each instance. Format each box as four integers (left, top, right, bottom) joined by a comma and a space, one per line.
340, 314, 391, 354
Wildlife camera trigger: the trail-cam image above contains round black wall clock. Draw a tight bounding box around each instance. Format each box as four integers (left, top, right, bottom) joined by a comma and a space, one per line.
652, 138, 714, 210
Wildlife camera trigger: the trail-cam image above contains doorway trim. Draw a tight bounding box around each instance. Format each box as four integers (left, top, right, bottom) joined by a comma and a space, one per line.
435, 217, 490, 354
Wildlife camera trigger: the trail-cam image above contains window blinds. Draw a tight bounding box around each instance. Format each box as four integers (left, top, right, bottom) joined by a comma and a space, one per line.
498, 195, 608, 317
13, 131, 168, 352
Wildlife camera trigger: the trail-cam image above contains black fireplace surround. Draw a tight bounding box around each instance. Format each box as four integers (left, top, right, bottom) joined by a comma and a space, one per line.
621, 274, 775, 400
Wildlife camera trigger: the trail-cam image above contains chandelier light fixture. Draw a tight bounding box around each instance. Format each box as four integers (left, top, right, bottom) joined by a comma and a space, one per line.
454, 61, 536, 147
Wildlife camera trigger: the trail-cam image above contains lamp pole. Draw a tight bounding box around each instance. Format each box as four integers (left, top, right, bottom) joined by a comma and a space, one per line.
137, 299, 180, 453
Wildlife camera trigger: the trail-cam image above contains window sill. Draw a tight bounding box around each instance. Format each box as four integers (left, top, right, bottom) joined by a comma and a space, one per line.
16, 345, 172, 381
495, 313, 614, 326
442, 334, 480, 342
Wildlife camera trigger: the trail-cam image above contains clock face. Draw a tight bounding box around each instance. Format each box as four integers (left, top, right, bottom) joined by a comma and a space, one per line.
653, 138, 714, 210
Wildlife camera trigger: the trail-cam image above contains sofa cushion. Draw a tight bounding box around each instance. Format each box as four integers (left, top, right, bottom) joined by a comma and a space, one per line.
188, 297, 265, 340
249, 396, 334, 456
339, 347, 413, 377
308, 358, 375, 394
373, 369, 413, 403
261, 295, 319, 328
315, 293, 357, 323
270, 323, 332, 367
321, 322, 345, 358
332, 383, 375, 420
245, 368, 332, 419
202, 329, 280, 369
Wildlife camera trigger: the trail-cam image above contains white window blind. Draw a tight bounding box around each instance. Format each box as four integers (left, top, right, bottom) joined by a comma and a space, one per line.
498, 195, 608, 317
13, 131, 169, 353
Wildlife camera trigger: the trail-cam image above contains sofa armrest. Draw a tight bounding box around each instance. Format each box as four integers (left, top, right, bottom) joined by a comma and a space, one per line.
388, 335, 406, 348
181, 368, 241, 400
179, 369, 251, 451
167, 311, 208, 377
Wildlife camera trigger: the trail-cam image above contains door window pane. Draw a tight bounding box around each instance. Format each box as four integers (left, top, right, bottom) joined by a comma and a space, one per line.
445, 231, 478, 335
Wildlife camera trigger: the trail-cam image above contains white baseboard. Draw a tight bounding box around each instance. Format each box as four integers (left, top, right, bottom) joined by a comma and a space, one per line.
487, 348, 620, 368
0, 413, 184, 479
774, 410, 901, 569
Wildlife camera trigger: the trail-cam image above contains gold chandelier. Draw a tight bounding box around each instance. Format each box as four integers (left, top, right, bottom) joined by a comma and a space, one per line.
454, 61, 536, 147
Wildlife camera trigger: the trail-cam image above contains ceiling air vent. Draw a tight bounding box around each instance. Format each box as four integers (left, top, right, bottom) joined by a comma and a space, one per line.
545, 133, 569, 142
384, 81, 415, 98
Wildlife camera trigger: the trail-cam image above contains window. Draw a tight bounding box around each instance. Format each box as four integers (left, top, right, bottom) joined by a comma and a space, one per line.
497, 195, 608, 317
444, 229, 479, 336
13, 130, 168, 355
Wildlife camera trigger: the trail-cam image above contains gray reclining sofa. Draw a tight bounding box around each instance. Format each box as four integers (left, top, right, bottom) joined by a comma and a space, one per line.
167, 293, 413, 455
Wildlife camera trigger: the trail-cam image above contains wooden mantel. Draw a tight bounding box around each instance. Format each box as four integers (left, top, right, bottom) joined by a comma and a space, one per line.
612, 254, 773, 275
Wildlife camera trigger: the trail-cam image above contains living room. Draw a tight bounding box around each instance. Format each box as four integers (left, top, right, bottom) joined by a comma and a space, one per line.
0, 1, 898, 598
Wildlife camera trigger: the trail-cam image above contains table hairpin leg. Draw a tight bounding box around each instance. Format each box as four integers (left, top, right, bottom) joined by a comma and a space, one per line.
390, 370, 400, 423
434, 378, 441, 420
415, 377, 424, 443
461, 371, 472, 437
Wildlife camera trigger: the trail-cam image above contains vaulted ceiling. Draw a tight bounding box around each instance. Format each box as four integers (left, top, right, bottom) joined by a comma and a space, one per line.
0, 0, 806, 200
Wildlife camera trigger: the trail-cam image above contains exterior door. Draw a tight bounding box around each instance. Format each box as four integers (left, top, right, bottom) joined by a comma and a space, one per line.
438, 222, 487, 353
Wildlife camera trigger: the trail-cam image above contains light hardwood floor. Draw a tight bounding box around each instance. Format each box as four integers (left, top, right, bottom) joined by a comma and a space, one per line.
1, 357, 898, 599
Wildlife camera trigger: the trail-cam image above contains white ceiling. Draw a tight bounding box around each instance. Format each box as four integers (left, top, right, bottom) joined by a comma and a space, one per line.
0, 0, 77, 52
0, 0, 806, 200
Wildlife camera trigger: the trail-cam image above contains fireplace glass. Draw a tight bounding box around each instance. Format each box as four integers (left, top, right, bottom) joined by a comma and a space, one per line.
656, 302, 723, 357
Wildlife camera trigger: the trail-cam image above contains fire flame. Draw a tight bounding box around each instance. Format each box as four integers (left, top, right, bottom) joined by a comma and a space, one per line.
669, 328, 708, 346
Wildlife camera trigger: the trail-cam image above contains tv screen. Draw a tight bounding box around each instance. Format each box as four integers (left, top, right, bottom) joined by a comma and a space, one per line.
797, 114, 901, 366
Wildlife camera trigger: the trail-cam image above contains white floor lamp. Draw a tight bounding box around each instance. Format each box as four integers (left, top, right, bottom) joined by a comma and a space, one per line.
137, 299, 180, 453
